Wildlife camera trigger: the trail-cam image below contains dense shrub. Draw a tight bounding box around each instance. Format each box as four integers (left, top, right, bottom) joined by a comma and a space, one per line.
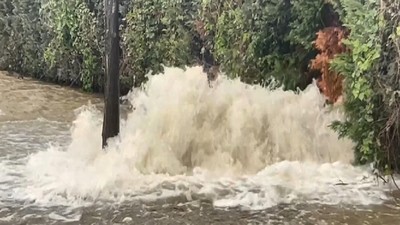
330, 0, 381, 166
121, 0, 201, 90
377, 0, 400, 173
202, 0, 324, 89
0, 0, 44, 75
0, 0, 327, 92
329, 0, 400, 173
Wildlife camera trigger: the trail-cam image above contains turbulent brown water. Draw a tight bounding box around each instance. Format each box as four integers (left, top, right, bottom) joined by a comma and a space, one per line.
1, 68, 400, 225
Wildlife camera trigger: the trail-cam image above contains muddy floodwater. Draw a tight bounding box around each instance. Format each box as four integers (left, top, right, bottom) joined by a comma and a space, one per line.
1, 69, 400, 225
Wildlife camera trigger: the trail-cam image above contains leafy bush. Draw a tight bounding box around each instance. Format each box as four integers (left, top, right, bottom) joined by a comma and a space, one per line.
121, 0, 201, 89
204, 0, 325, 89
328, 0, 400, 173
0, 0, 44, 75
0, 0, 328, 92
41, 0, 103, 91
330, 0, 382, 166
374, 0, 400, 172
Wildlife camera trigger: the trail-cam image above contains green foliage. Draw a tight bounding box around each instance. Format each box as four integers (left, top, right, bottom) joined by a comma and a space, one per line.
205, 0, 324, 89
0, 0, 328, 93
288, 0, 325, 49
161, 0, 200, 66
0, 0, 14, 69
0, 0, 104, 91
373, 1, 400, 173
41, 0, 102, 91
0, 0, 44, 74
122, 0, 201, 88
330, 0, 382, 164
122, 0, 164, 88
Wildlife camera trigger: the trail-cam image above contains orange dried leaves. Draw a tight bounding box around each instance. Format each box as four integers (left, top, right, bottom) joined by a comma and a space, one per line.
311, 27, 347, 103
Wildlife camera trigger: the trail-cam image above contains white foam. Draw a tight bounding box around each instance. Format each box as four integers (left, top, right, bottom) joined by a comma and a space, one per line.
16, 67, 394, 210
48, 212, 81, 222
0, 214, 14, 222
0, 109, 4, 116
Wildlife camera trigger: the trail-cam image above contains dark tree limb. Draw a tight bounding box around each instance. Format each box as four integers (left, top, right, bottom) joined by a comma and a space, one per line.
102, 0, 120, 148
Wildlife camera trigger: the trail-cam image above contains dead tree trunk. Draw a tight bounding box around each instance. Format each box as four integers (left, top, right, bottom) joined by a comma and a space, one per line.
102, 0, 120, 148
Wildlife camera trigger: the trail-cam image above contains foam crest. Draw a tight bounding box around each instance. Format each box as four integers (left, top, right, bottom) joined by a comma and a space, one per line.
20, 66, 390, 210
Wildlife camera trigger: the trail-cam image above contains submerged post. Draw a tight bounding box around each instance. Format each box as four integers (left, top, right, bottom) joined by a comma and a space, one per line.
102, 0, 120, 148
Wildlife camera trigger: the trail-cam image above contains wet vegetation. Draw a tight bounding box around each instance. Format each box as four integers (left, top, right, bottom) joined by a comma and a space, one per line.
1, 0, 400, 174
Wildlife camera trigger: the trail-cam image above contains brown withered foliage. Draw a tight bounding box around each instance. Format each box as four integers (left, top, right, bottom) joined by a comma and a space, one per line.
311, 27, 348, 104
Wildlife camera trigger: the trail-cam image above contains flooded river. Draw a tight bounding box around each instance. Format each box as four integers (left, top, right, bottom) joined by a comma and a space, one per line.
1, 68, 400, 225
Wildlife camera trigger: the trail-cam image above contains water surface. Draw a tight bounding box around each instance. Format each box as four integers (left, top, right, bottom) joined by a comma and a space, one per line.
0, 69, 399, 224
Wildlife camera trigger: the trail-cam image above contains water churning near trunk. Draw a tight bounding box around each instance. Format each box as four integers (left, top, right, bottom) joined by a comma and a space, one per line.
21, 67, 390, 210
117, 67, 354, 175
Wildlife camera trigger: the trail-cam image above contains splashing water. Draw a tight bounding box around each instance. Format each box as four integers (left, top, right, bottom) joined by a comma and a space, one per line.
16, 67, 392, 210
